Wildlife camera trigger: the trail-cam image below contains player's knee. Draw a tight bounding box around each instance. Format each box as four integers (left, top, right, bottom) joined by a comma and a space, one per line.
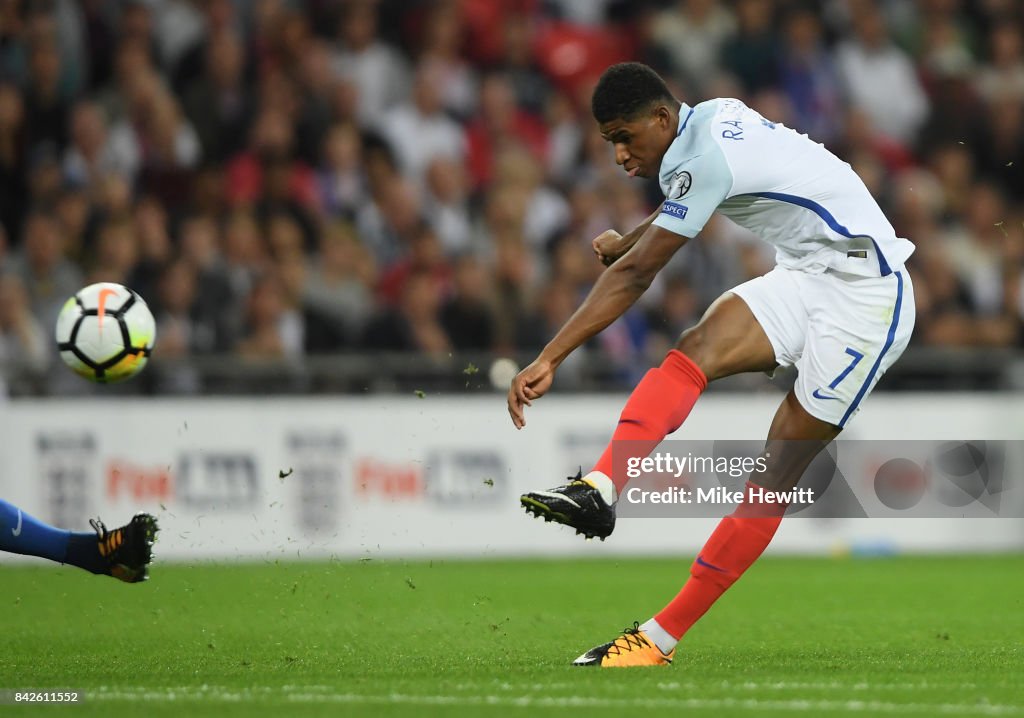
675, 327, 717, 378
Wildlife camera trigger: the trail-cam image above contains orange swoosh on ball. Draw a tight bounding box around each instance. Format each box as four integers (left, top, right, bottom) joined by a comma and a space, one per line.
97, 288, 117, 332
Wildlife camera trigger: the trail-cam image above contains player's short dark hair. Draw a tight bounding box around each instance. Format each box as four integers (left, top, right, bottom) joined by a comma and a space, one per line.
591, 63, 676, 124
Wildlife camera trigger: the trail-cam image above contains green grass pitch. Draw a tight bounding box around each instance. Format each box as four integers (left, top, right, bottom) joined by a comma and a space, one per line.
1, 555, 1022, 717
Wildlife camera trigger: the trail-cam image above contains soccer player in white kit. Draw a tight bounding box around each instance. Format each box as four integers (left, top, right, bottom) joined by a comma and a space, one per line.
508, 63, 916, 667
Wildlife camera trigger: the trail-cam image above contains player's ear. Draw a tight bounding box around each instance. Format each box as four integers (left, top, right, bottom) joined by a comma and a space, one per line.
655, 104, 673, 130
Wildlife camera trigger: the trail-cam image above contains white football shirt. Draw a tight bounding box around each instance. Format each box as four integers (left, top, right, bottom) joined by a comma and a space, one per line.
652, 98, 914, 277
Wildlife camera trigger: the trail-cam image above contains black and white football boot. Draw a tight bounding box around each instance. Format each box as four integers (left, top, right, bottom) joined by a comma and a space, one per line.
520, 470, 615, 541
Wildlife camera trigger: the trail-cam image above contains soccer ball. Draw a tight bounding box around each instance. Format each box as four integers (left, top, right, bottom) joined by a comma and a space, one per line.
55, 282, 156, 383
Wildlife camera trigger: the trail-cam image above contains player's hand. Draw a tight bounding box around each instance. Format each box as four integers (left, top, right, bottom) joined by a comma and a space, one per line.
507, 358, 556, 429
592, 229, 625, 266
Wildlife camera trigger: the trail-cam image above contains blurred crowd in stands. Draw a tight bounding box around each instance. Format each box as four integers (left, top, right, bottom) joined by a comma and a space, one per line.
0, 0, 1023, 394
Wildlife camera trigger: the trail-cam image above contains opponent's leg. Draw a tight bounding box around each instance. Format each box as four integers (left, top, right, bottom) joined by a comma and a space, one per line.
0, 500, 77, 564
0, 500, 159, 583
639, 392, 840, 656
521, 294, 777, 539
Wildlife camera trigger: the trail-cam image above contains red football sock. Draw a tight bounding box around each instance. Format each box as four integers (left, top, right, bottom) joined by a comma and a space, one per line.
654, 482, 788, 639
591, 350, 707, 493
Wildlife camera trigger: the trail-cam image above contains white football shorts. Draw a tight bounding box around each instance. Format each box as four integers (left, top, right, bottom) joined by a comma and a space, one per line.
730, 265, 915, 428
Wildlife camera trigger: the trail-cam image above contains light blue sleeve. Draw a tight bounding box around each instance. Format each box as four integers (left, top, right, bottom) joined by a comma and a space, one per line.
652, 134, 733, 239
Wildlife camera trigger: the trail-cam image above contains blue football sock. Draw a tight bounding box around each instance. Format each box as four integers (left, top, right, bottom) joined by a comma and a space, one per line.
0, 500, 105, 573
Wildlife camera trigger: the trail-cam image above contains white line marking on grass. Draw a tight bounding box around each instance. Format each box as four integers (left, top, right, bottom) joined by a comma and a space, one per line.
659, 680, 984, 692
295, 693, 1023, 715
88, 686, 1024, 715
452, 680, 987, 693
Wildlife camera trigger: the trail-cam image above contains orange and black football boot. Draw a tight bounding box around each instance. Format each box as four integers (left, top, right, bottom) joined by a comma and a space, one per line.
91, 513, 159, 583
572, 622, 674, 667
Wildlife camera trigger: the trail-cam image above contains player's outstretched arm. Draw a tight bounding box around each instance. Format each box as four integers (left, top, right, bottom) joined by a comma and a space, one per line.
592, 204, 662, 266
508, 224, 690, 428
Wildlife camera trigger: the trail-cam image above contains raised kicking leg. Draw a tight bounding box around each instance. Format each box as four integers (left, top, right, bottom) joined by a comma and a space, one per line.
520, 293, 776, 540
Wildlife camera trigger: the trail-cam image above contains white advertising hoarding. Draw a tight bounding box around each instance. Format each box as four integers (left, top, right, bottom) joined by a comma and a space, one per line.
0, 394, 1021, 560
